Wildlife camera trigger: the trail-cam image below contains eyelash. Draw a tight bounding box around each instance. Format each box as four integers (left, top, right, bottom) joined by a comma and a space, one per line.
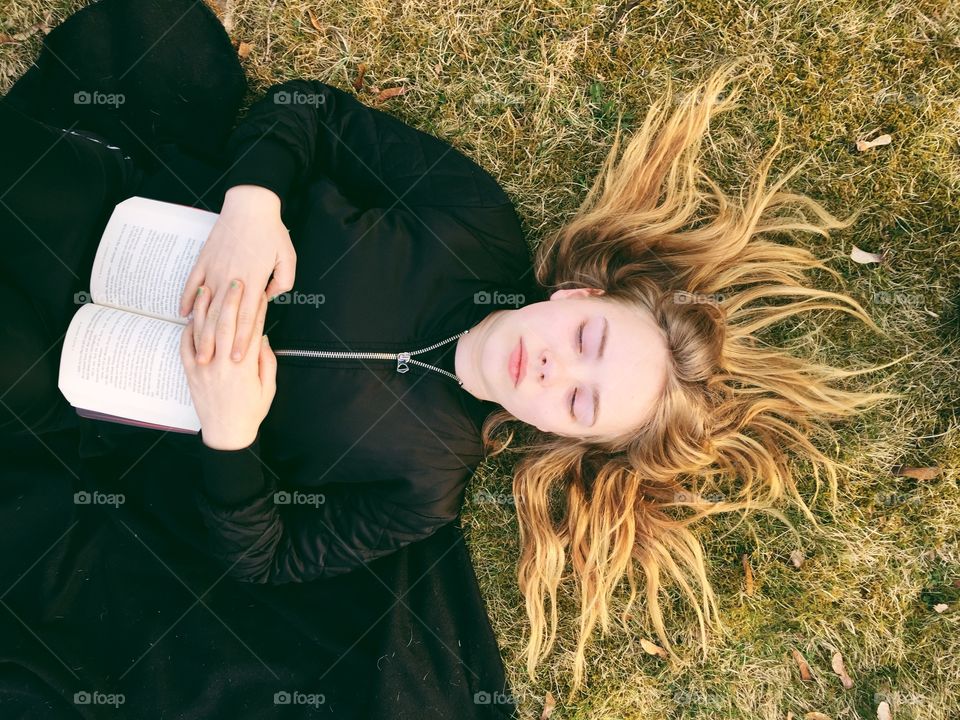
569, 320, 586, 419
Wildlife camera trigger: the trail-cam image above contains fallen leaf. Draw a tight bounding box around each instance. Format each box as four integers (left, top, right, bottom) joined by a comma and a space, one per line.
742, 553, 754, 596
792, 648, 813, 682
236, 41, 253, 59
790, 550, 805, 569
856, 133, 892, 151
877, 701, 892, 720
0, 11, 52, 43
805, 713, 832, 720
640, 638, 668, 658
373, 86, 409, 103
787, 713, 795, 720
891, 465, 940, 481
434, 61, 442, 76
850, 245, 884, 264
540, 691, 556, 719
934, 603, 948, 613
306, 8, 323, 33
831, 652, 854, 689
353, 63, 367, 92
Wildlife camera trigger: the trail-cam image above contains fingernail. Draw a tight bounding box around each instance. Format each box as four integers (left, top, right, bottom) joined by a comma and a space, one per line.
262, 335, 269, 346
231, 280, 239, 289
197, 287, 203, 296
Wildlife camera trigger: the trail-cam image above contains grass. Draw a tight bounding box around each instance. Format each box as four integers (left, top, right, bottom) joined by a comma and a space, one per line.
2, 0, 959, 717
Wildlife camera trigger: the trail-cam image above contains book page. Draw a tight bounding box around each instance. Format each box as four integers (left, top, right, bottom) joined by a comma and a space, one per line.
89, 196, 218, 324
58, 303, 200, 432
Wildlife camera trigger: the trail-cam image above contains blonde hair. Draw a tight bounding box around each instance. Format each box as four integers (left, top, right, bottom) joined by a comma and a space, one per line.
478, 57, 906, 699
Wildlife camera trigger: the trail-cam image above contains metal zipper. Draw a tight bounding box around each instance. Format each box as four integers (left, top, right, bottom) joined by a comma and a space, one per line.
272, 329, 470, 387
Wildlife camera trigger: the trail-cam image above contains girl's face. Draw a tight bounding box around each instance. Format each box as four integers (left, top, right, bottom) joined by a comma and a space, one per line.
456, 287, 670, 439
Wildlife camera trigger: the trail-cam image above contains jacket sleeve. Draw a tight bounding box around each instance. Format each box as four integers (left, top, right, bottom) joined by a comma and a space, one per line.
220, 78, 513, 216
191, 431, 462, 584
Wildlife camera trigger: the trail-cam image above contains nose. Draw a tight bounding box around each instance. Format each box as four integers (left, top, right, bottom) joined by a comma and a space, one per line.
537, 348, 583, 386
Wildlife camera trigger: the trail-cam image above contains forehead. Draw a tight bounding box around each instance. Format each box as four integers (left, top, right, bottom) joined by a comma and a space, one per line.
583, 297, 667, 436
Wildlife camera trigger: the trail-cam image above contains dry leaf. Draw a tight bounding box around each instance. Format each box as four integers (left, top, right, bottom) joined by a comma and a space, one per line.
831, 652, 854, 689
891, 465, 940, 481
792, 648, 813, 682
856, 133, 892, 151
850, 245, 884, 264
742, 553, 754, 596
353, 63, 367, 92
934, 603, 948, 613
0, 11, 52, 43
877, 701, 892, 720
540, 691, 556, 720
373, 86, 409, 103
787, 713, 794, 720
306, 8, 323, 33
805, 713, 832, 720
236, 41, 253, 59
790, 550, 805, 569
434, 61, 443, 76
640, 638, 668, 658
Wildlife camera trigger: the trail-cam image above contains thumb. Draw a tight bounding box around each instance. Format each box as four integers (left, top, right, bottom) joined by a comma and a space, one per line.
259, 335, 277, 398
264, 253, 296, 301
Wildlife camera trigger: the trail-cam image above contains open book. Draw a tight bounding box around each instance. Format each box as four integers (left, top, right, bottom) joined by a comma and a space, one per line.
58, 196, 219, 433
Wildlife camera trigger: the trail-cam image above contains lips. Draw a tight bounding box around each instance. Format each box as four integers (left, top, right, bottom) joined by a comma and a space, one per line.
510, 337, 525, 387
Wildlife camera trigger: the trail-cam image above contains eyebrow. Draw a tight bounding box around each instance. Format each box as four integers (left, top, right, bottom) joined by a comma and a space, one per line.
588, 315, 609, 427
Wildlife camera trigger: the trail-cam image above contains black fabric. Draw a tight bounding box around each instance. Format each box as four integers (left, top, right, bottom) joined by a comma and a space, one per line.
0, 0, 539, 717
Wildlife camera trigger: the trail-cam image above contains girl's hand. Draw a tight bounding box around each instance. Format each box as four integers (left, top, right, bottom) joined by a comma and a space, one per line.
179, 185, 296, 364
180, 281, 277, 451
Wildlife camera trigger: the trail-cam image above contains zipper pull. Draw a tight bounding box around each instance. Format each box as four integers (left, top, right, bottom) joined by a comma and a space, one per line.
397, 351, 411, 373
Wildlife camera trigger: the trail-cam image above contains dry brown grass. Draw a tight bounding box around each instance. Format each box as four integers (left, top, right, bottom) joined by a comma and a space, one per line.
2, 0, 959, 717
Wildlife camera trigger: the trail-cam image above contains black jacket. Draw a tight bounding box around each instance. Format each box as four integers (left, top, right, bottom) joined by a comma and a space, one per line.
188, 79, 545, 584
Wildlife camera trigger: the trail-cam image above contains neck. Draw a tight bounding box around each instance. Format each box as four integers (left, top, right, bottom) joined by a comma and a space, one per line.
455, 310, 505, 402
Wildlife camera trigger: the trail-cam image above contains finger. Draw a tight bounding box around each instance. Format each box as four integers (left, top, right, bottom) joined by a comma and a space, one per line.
259, 333, 277, 400
193, 286, 212, 363
231, 280, 266, 362
245, 291, 269, 360
263, 248, 296, 301
214, 278, 244, 363
197, 283, 227, 364
180, 318, 197, 371
179, 263, 206, 317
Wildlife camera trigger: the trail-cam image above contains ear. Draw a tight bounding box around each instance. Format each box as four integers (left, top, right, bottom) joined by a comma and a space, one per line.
549, 287, 605, 301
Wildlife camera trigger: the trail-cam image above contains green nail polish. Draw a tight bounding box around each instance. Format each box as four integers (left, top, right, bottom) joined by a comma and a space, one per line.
231, 280, 239, 289
196, 287, 203, 296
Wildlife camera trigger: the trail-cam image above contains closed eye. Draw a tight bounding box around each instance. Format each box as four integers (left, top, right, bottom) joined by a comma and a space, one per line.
569, 320, 586, 418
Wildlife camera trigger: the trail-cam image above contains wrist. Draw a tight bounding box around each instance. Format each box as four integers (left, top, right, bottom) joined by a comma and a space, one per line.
200, 428, 258, 452
224, 184, 282, 213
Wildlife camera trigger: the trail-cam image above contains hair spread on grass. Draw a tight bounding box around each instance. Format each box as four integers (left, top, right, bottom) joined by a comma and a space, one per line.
477, 57, 907, 698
